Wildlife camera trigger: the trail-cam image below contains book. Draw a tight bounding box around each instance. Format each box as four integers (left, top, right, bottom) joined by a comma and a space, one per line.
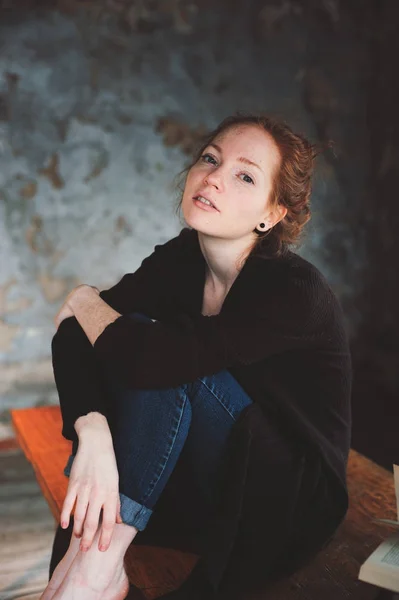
358, 465, 399, 592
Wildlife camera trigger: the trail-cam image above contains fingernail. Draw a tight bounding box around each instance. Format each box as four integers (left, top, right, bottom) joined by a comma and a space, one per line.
61, 521, 67, 528
99, 545, 107, 552
80, 545, 88, 552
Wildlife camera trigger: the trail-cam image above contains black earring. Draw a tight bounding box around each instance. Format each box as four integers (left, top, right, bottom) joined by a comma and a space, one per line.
259, 223, 266, 229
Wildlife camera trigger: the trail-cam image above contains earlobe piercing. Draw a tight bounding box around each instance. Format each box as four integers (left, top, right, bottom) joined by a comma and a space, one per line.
259, 223, 266, 229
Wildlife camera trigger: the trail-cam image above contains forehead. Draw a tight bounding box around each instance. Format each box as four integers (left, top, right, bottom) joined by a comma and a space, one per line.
212, 125, 280, 168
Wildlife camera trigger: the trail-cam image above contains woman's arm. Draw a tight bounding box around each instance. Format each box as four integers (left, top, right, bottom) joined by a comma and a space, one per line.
51, 287, 121, 446
51, 229, 188, 444
90, 264, 342, 390
51, 316, 109, 446
65, 285, 122, 346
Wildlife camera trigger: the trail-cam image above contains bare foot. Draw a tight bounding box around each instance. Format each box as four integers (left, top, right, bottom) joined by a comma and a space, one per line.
96, 566, 130, 600
51, 553, 129, 600
40, 532, 81, 600
50, 523, 136, 600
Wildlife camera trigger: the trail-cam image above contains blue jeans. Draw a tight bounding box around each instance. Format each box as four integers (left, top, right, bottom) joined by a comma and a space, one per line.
63, 313, 253, 532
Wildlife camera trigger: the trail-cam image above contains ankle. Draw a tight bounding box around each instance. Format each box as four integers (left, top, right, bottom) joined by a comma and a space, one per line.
109, 522, 139, 559
77, 522, 138, 561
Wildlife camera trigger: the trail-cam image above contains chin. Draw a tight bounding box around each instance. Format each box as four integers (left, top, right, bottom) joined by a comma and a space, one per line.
183, 212, 219, 236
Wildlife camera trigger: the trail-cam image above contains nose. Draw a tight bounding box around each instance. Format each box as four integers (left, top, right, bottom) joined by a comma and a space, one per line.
204, 169, 223, 190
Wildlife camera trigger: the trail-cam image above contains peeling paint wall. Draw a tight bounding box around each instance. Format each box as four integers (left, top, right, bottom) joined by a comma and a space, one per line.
0, 3, 370, 432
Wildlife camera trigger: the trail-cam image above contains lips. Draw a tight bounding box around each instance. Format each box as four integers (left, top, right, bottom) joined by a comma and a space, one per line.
193, 193, 218, 211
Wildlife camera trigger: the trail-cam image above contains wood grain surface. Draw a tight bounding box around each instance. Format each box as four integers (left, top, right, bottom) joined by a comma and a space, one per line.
0, 448, 56, 600
10, 406, 399, 599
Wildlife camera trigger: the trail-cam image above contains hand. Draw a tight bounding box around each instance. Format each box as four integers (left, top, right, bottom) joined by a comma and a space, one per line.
54, 285, 100, 330
60, 419, 123, 553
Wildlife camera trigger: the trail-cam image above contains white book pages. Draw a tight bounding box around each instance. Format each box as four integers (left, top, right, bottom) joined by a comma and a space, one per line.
358, 465, 399, 591
359, 535, 399, 592
373, 519, 399, 528
394, 465, 399, 519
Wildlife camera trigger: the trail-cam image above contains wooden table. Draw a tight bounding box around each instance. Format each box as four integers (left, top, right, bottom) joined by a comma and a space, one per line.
10, 405, 399, 599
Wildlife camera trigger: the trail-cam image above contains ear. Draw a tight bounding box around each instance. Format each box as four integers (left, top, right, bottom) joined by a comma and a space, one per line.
266, 204, 287, 228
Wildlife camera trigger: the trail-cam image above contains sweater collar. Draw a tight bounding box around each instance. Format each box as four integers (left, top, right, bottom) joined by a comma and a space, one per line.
183, 228, 267, 315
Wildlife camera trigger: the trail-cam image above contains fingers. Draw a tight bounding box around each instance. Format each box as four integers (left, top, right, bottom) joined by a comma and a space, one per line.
98, 495, 119, 551
73, 485, 91, 539
54, 303, 73, 330
79, 498, 103, 552
61, 480, 122, 552
60, 486, 77, 530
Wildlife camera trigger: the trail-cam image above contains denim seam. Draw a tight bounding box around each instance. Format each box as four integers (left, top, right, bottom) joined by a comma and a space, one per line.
139, 390, 188, 506
198, 378, 237, 421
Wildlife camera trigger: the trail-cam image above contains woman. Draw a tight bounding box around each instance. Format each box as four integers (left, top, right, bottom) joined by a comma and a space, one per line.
42, 114, 352, 600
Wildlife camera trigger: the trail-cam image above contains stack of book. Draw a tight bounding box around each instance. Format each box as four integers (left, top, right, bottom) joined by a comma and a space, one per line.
359, 465, 399, 592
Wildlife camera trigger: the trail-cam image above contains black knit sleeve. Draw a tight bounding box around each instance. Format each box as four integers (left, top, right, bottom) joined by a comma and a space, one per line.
92, 263, 335, 390
51, 229, 188, 444
51, 317, 107, 444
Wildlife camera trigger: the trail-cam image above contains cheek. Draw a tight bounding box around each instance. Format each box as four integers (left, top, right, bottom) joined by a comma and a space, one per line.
184, 169, 200, 193
230, 193, 264, 220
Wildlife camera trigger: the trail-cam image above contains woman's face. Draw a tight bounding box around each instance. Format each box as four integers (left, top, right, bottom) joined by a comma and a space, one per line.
181, 124, 282, 241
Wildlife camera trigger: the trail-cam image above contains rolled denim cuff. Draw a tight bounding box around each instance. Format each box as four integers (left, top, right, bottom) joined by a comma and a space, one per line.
119, 492, 153, 531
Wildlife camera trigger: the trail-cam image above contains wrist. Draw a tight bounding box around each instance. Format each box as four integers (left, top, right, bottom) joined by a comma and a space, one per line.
68, 285, 98, 312
74, 412, 111, 439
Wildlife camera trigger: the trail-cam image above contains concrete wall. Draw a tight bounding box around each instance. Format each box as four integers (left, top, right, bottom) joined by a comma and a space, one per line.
0, 2, 370, 436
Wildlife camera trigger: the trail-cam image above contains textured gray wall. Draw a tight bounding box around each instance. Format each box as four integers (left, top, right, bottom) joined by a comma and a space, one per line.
0, 3, 369, 435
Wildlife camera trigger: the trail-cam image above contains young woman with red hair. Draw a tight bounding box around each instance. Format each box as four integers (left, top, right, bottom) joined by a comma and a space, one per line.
43, 114, 351, 600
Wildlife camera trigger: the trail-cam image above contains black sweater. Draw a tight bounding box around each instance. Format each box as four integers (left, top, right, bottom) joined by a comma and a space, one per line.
51, 227, 352, 599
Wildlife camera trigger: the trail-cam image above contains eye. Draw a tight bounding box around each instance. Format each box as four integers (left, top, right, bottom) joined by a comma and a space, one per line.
200, 153, 254, 184
201, 153, 217, 165
240, 173, 254, 185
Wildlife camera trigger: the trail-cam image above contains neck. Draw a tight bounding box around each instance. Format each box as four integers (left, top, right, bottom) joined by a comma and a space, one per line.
197, 232, 254, 292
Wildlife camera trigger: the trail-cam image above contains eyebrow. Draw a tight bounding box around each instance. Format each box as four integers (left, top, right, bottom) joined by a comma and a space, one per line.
208, 143, 263, 172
